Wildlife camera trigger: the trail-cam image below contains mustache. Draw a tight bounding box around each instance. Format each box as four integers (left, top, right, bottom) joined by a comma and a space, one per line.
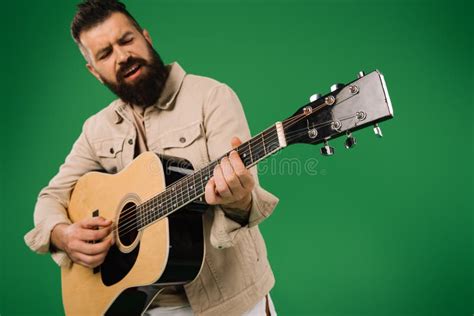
116, 57, 148, 81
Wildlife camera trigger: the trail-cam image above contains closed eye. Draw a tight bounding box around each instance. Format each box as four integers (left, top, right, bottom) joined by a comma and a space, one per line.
98, 48, 112, 60
119, 37, 134, 45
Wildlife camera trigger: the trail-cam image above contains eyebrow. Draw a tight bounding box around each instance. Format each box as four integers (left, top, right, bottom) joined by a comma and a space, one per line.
95, 31, 134, 60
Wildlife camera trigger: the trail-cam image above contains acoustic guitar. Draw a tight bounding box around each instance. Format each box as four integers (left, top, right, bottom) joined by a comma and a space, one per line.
62, 70, 394, 315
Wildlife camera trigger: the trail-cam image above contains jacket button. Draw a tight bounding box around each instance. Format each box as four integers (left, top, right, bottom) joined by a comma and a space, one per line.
179, 137, 186, 143
110, 148, 114, 154
128, 139, 133, 145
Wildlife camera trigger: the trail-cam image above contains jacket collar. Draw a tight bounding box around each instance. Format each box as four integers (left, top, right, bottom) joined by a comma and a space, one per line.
113, 62, 186, 124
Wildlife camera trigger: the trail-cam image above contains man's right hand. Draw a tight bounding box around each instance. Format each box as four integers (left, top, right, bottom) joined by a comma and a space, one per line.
51, 217, 114, 268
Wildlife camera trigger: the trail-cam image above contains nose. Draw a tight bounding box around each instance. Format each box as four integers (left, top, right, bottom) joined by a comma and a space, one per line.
116, 47, 130, 65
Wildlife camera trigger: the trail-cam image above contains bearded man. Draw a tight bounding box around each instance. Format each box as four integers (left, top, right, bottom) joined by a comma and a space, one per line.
25, 0, 279, 315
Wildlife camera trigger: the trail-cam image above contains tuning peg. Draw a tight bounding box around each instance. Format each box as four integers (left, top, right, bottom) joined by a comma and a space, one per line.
373, 123, 383, 137
344, 132, 357, 149
357, 71, 366, 78
309, 93, 322, 102
320, 140, 335, 156
330, 83, 344, 92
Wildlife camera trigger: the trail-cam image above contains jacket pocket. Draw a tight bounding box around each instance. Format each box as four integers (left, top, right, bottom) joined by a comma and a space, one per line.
93, 137, 125, 173
154, 121, 206, 166
159, 121, 203, 149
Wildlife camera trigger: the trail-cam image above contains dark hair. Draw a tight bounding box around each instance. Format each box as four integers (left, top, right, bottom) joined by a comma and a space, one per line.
71, 0, 142, 44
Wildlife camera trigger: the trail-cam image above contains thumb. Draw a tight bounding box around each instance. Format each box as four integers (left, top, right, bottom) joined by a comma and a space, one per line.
231, 136, 242, 149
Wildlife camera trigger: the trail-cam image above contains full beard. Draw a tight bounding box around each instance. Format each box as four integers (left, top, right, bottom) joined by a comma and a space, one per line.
101, 43, 169, 108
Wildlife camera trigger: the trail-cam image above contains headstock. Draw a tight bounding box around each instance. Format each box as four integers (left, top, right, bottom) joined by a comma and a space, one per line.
283, 70, 394, 155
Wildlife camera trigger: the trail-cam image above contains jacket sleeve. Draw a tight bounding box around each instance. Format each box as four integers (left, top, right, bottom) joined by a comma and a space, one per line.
202, 83, 279, 249
24, 117, 102, 266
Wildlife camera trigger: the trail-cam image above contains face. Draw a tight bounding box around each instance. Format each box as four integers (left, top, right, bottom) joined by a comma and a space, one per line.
79, 12, 168, 107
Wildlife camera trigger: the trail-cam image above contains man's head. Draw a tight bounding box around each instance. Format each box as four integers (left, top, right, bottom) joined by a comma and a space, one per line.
71, 0, 168, 107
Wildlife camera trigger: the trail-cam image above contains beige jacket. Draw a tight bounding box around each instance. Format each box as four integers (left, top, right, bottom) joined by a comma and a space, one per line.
24, 62, 279, 315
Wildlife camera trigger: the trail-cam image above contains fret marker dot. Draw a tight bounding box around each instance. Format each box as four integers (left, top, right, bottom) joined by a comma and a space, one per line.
243, 153, 247, 157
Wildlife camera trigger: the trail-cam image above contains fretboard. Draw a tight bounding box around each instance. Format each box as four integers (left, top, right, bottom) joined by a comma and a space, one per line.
137, 124, 282, 230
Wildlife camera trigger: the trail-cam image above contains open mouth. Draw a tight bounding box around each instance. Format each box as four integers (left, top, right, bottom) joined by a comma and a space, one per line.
123, 64, 142, 79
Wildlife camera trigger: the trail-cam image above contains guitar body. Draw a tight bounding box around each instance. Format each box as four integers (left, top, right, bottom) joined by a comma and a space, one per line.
61, 152, 205, 316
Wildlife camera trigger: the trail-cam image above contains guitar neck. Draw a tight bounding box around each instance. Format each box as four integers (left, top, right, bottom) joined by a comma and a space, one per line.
137, 124, 285, 230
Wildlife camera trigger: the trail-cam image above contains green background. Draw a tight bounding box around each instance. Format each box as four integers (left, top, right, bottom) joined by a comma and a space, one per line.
1, 0, 472, 315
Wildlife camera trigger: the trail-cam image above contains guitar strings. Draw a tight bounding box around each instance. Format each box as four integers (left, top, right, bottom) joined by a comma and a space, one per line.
115, 111, 361, 238
113, 106, 324, 231
115, 109, 360, 234
111, 112, 310, 235
114, 113, 316, 236
114, 107, 360, 237
115, 127, 313, 238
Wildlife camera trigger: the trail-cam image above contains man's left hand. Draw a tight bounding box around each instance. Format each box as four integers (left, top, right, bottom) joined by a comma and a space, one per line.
205, 137, 255, 212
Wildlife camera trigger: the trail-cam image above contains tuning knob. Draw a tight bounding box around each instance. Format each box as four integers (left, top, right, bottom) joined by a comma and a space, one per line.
330, 83, 344, 92
320, 140, 335, 156
309, 93, 322, 102
357, 71, 366, 78
344, 133, 357, 149
373, 123, 383, 137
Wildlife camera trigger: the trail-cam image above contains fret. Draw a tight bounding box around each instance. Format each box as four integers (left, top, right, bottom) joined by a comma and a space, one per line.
182, 177, 190, 205
152, 199, 157, 222
188, 175, 195, 200
193, 172, 201, 200
183, 179, 190, 206
140, 201, 148, 229
248, 140, 254, 165
170, 186, 176, 210
148, 200, 154, 223
192, 173, 200, 199
144, 199, 151, 227
261, 132, 267, 156
248, 134, 265, 163
150, 199, 157, 225
265, 127, 280, 154
175, 184, 181, 209
144, 203, 151, 227
197, 169, 206, 197
239, 143, 252, 167
136, 204, 143, 229
157, 199, 163, 222
197, 171, 204, 197
165, 190, 174, 214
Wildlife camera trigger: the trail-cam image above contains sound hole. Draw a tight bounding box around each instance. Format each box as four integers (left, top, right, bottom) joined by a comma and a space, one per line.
101, 201, 140, 286
118, 201, 139, 246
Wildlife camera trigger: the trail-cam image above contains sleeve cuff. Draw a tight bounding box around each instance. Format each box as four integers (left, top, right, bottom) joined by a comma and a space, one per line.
210, 185, 279, 249
248, 185, 279, 227
24, 197, 72, 267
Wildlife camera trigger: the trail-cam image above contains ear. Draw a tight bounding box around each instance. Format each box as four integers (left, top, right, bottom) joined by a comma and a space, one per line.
86, 63, 104, 84
142, 29, 153, 46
